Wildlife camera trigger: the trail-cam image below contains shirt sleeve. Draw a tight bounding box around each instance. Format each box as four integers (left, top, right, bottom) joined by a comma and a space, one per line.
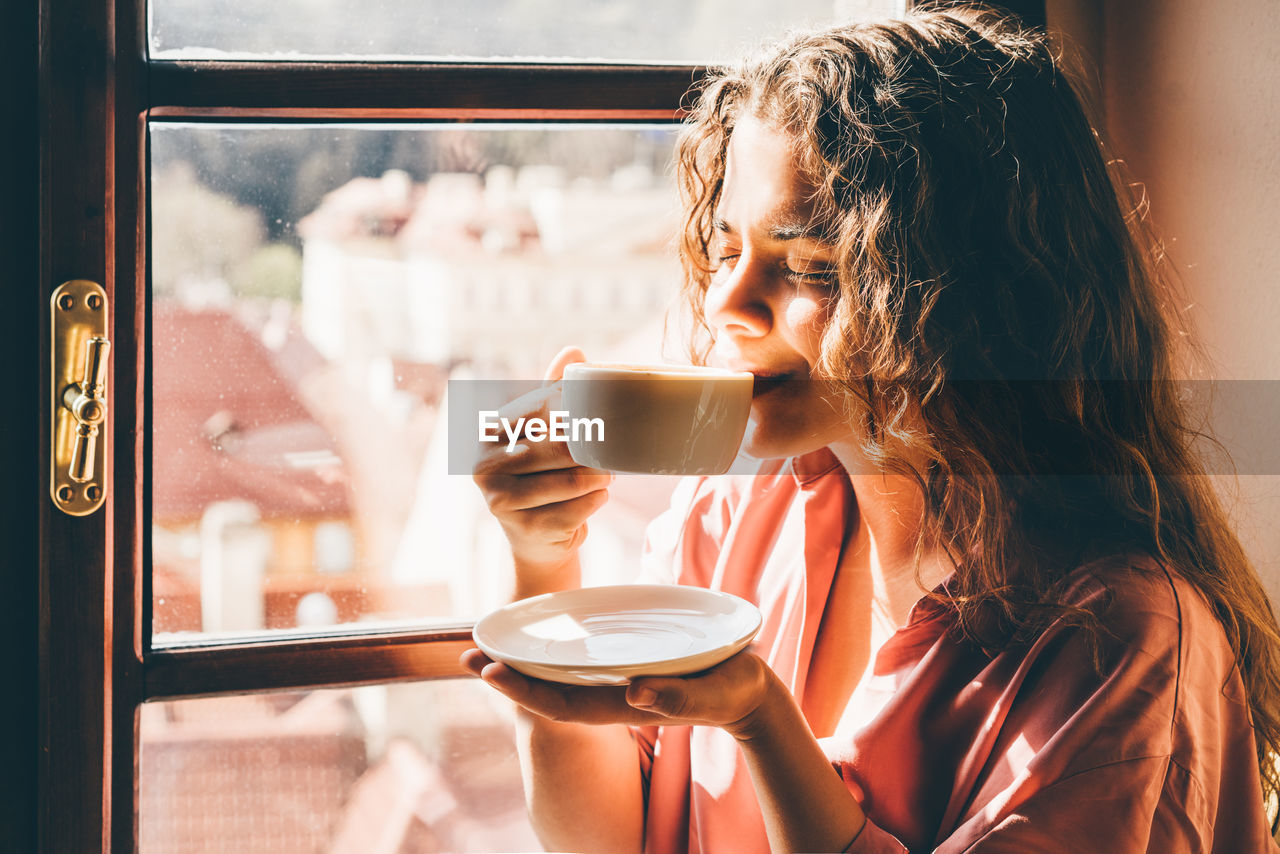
933, 568, 1279, 854
831, 560, 1279, 854
944, 755, 1184, 853
843, 756, 1206, 854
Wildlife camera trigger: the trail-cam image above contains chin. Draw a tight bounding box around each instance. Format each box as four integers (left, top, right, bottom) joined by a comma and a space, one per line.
739, 421, 826, 462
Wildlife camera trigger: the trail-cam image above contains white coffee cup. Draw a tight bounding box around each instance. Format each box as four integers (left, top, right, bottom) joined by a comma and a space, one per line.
561, 362, 754, 475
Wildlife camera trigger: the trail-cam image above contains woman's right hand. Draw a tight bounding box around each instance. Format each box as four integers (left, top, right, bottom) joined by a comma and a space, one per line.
472, 346, 613, 593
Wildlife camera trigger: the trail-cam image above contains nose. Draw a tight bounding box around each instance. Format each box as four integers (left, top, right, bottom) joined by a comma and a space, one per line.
705, 252, 773, 340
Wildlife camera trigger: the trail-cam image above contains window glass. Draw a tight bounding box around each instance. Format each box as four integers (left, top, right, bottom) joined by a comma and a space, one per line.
150, 123, 686, 643
140, 680, 536, 852
148, 0, 906, 63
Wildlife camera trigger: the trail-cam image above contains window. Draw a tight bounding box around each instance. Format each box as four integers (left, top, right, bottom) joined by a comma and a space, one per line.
148, 122, 686, 643
26, 0, 918, 851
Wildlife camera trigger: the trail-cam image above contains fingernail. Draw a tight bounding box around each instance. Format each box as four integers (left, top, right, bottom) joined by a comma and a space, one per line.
631, 687, 658, 707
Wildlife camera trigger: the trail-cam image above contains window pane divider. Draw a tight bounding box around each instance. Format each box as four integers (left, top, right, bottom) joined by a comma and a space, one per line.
148, 106, 684, 121
144, 626, 475, 701
148, 60, 706, 113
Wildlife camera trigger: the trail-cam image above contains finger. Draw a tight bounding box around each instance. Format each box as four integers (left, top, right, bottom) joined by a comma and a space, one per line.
473, 439, 584, 477
459, 648, 493, 676
476, 661, 583, 717
626, 677, 696, 719
510, 488, 609, 534
496, 383, 560, 423
479, 660, 538, 697
478, 662, 662, 725
626, 652, 766, 726
543, 345, 587, 385
480, 467, 614, 512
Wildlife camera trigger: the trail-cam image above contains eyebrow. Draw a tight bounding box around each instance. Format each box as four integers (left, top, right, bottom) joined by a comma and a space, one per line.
712, 216, 834, 243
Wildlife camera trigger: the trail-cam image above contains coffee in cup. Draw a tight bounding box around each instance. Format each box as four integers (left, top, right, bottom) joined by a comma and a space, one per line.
560, 362, 753, 475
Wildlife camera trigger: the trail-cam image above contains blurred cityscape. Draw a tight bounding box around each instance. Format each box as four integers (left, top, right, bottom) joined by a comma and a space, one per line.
140, 682, 541, 853
149, 0, 898, 63
144, 125, 689, 851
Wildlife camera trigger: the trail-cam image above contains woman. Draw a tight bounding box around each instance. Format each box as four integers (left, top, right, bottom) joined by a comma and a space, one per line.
465, 5, 1280, 852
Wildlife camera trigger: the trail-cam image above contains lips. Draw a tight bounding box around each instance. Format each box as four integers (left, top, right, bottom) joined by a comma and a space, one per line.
712, 356, 802, 397
749, 371, 792, 396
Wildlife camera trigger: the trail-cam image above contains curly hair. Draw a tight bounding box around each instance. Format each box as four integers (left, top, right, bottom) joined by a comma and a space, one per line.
675, 2, 1280, 806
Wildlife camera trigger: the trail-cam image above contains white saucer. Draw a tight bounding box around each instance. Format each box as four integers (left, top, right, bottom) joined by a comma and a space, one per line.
473, 585, 762, 686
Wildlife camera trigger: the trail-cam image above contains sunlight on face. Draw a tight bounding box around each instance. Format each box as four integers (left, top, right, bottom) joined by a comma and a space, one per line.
706, 117, 852, 460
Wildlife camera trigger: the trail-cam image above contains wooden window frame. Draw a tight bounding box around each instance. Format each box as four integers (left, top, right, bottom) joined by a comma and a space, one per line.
28, 1, 702, 852
18, 1, 1041, 852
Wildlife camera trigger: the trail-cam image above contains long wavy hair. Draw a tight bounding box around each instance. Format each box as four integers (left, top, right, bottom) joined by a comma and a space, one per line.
675, 3, 1280, 806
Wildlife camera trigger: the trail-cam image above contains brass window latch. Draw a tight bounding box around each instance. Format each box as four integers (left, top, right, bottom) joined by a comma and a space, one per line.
51, 280, 110, 516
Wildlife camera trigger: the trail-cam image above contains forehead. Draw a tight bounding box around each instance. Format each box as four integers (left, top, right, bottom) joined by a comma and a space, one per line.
720, 117, 824, 233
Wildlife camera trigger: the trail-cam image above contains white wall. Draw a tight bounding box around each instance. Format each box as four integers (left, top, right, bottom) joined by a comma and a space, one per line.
1049, 0, 1280, 601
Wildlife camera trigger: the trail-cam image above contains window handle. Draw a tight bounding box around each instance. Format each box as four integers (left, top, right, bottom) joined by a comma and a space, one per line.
63, 336, 111, 483
51, 280, 110, 516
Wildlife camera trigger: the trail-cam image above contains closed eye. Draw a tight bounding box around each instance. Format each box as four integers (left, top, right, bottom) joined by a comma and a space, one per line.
785, 265, 836, 285
712, 237, 741, 268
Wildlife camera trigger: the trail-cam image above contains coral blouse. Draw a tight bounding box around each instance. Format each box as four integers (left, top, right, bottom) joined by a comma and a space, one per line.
633, 449, 1277, 853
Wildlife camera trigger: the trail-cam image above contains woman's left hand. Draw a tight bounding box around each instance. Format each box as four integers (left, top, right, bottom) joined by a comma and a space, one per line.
460, 647, 778, 739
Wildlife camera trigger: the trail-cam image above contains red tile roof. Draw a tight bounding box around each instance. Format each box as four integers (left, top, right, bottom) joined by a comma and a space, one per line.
141, 692, 540, 853
153, 303, 351, 521
140, 693, 368, 854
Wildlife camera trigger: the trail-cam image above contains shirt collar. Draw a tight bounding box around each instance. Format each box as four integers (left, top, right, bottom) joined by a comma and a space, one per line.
786, 447, 843, 486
